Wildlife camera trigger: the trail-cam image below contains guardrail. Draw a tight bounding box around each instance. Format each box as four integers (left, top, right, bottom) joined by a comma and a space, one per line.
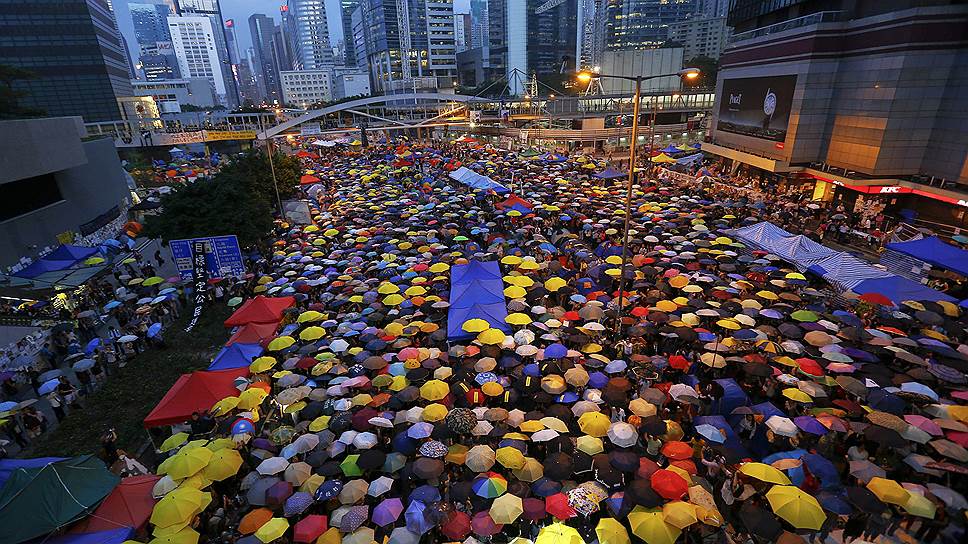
728, 10, 845, 44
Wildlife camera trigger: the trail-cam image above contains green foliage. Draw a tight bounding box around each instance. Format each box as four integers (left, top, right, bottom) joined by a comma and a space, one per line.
25, 305, 232, 457
142, 149, 298, 248
0, 64, 44, 119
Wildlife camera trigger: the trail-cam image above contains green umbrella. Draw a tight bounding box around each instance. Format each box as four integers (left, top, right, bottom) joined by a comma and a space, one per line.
341, 454, 363, 477
228, 297, 243, 307
790, 310, 819, 322
454, 235, 469, 242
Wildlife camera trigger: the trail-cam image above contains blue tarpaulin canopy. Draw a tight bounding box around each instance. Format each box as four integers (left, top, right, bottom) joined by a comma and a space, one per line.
46, 528, 134, 544
593, 168, 626, 180
886, 236, 968, 277
726, 221, 954, 303
449, 167, 510, 194
447, 260, 510, 341
46, 245, 99, 262
208, 342, 264, 370
12, 259, 77, 279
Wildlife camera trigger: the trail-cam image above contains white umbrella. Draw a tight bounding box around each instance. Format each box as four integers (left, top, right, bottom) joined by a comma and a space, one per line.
152, 475, 177, 498
256, 456, 289, 475
606, 422, 638, 447
353, 432, 378, 449
531, 429, 560, 442
368, 475, 394, 497
118, 335, 139, 343
765, 415, 798, 437
291, 433, 320, 453
368, 416, 394, 428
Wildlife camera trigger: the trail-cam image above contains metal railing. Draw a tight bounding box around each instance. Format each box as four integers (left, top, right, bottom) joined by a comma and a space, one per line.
728, 10, 845, 44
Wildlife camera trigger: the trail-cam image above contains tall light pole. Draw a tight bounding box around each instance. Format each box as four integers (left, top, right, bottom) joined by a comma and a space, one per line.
576, 68, 700, 336
257, 114, 285, 218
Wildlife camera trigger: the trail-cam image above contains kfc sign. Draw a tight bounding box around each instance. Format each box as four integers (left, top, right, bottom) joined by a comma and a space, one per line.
878, 186, 902, 194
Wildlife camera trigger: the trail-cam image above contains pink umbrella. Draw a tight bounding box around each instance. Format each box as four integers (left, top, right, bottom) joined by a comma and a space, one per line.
947, 431, 968, 448
905, 415, 943, 436
373, 498, 404, 527
471, 511, 502, 536
293, 515, 328, 543
398, 347, 420, 361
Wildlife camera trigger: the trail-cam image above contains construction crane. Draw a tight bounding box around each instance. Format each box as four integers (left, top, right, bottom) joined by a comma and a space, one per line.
535, 0, 567, 14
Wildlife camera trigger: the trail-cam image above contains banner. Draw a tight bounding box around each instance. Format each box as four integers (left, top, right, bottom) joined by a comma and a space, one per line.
717, 75, 797, 142
204, 130, 257, 141
184, 240, 209, 333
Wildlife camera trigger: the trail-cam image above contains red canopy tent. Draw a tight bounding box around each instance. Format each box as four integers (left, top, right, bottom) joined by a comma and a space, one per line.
300, 175, 321, 185
144, 368, 248, 427
224, 296, 295, 327
69, 474, 161, 533
225, 320, 281, 345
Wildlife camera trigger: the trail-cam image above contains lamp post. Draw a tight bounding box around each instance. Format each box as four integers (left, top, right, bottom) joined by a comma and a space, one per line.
257, 114, 285, 218
576, 68, 700, 336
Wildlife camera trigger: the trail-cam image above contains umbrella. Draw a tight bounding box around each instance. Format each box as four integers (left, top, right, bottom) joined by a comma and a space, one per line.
765, 485, 825, 530
628, 506, 681, 544
535, 523, 585, 544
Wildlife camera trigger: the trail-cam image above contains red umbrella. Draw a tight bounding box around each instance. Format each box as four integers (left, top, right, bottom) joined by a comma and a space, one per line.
441, 511, 471, 540
293, 515, 328, 543
859, 292, 893, 306
545, 492, 577, 520
637, 457, 660, 479
796, 358, 824, 377
671, 459, 698, 475
650, 469, 688, 500
471, 511, 502, 536
523, 497, 547, 521
668, 355, 690, 371
660, 441, 693, 460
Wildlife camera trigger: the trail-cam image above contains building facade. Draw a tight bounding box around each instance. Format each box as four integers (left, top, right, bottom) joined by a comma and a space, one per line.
176, 0, 238, 107
668, 16, 730, 59
285, 0, 335, 70
469, 0, 488, 49
280, 70, 332, 106
0, 0, 133, 122
333, 70, 371, 100
605, 0, 697, 51
578, 0, 606, 69
397, 0, 458, 87
140, 50, 181, 80
129, 1, 174, 48
340, 1, 361, 66
705, 1, 968, 224
131, 77, 217, 112
248, 14, 284, 103
167, 15, 228, 103
357, 0, 402, 93
455, 12, 471, 52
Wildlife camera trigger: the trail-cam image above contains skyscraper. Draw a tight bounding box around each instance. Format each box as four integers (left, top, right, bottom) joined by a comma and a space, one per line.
249, 13, 284, 103
284, 0, 334, 70
0, 0, 133, 122
469, 0, 488, 49
176, 0, 238, 106
578, 0, 605, 69
605, 0, 697, 50
357, 0, 402, 93
397, 0, 457, 84
340, 1, 361, 67
488, 0, 578, 94
129, 1, 173, 48
455, 12, 471, 53
167, 15, 227, 102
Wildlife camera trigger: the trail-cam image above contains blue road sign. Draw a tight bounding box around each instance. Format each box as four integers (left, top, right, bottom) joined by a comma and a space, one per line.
169, 235, 245, 280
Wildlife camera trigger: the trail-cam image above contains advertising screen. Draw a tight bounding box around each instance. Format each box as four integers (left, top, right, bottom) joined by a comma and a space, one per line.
717, 75, 797, 142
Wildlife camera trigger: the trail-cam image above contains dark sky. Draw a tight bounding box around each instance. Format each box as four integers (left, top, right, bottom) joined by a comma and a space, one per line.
116, 0, 470, 61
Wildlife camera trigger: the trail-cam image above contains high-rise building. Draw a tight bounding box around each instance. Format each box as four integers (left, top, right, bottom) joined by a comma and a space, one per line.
129, 1, 173, 47
237, 50, 261, 104
167, 15, 226, 103
698, 0, 729, 19
280, 70, 332, 106
285, 0, 335, 71
578, 0, 605, 69
140, 50, 181, 80
469, 0, 488, 49
249, 13, 284, 103
271, 24, 294, 74
668, 16, 730, 59
455, 13, 471, 53
340, 1, 361, 67
176, 0, 237, 106
350, 5, 369, 70
605, 0, 697, 51
488, 0, 578, 94
356, 0, 402, 93
0, 0, 133, 122
397, 0, 458, 85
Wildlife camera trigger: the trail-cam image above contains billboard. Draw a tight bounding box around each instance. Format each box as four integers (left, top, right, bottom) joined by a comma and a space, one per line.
717, 75, 797, 142
169, 235, 245, 281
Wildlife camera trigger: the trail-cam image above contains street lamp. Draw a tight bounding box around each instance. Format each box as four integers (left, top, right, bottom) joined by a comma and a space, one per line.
575, 67, 700, 336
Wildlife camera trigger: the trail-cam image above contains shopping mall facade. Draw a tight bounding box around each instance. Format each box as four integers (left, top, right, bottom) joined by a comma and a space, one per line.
703, 1, 968, 233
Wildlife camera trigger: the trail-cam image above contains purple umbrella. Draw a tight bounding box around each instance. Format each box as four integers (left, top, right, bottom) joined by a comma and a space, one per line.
794, 415, 828, 436
266, 480, 293, 507
284, 491, 314, 516
373, 497, 404, 527
340, 505, 369, 532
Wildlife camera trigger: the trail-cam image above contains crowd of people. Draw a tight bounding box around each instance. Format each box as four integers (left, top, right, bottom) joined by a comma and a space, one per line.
129, 138, 968, 544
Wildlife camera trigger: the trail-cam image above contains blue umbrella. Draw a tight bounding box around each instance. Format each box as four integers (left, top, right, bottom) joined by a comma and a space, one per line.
409, 484, 441, 504
103, 300, 122, 311
0, 401, 18, 412
314, 479, 343, 501
695, 423, 726, 443
147, 323, 163, 338
802, 453, 840, 489
38, 379, 59, 395
867, 389, 906, 415
84, 338, 101, 355
817, 491, 853, 515
405, 499, 434, 534
231, 418, 256, 435
793, 416, 828, 436
544, 343, 567, 358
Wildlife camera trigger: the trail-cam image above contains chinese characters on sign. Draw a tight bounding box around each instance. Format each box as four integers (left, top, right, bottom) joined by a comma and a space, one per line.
184, 241, 209, 333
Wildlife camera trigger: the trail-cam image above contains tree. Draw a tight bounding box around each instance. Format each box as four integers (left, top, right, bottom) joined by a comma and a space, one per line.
0, 64, 44, 119
141, 149, 298, 248
683, 56, 719, 90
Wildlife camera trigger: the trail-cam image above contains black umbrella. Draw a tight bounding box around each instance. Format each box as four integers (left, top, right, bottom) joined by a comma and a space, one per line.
739, 503, 783, 541
543, 452, 573, 481
846, 486, 887, 514
357, 449, 386, 470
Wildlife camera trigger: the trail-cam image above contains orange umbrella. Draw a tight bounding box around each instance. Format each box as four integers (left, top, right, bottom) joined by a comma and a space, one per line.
239, 507, 273, 535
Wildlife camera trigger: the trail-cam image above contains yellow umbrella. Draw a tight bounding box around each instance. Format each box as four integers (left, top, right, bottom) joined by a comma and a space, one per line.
147, 528, 200, 544
738, 463, 792, 485
166, 448, 212, 480
420, 380, 449, 401
512, 457, 544, 482
84, 256, 106, 265
422, 403, 448, 422
902, 491, 937, 519
501, 255, 523, 266
477, 328, 506, 345
577, 435, 604, 455
210, 396, 240, 416
383, 294, 405, 306
150, 488, 205, 528
462, 318, 490, 333
505, 313, 532, 325
699, 353, 726, 368
405, 285, 427, 296
237, 388, 268, 410
160, 432, 189, 452
377, 283, 400, 294
628, 506, 681, 544
490, 493, 524, 524
496, 446, 526, 469
595, 518, 630, 544
536, 523, 585, 544
765, 485, 825, 530
544, 277, 567, 291
254, 517, 289, 543
782, 388, 812, 403
578, 411, 610, 437
866, 477, 911, 505
267, 336, 295, 351
202, 449, 243, 481
143, 276, 165, 286
298, 326, 325, 341
504, 285, 527, 299
661, 501, 698, 529
429, 262, 450, 273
